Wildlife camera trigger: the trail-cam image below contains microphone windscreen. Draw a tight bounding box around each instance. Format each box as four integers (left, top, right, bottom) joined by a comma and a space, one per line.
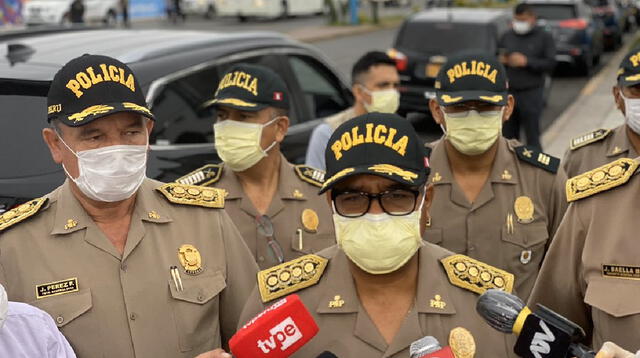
315, 352, 338, 358
476, 289, 525, 334
410, 336, 441, 358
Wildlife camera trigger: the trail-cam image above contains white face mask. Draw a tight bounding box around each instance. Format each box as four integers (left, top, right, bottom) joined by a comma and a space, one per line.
0, 284, 8, 330
214, 117, 278, 172
512, 20, 533, 35
360, 86, 401, 114
621, 92, 640, 135
58, 135, 148, 202
333, 195, 425, 275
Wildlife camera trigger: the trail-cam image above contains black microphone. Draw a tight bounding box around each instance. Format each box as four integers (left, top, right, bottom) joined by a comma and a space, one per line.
476, 289, 596, 358
315, 352, 338, 358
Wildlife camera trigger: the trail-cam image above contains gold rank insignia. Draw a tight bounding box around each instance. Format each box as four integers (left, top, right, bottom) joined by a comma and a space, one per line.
570, 128, 611, 150
0, 197, 48, 232
64, 219, 78, 230
328, 295, 345, 308
293, 189, 304, 199
432, 172, 442, 183
176, 164, 223, 187
258, 254, 328, 303
156, 183, 225, 208
430, 294, 446, 309
514, 196, 534, 224
515, 145, 559, 173
449, 327, 476, 358
566, 158, 639, 202
301, 209, 319, 233
178, 244, 203, 275
501, 170, 512, 180
294, 165, 325, 188
441, 254, 514, 295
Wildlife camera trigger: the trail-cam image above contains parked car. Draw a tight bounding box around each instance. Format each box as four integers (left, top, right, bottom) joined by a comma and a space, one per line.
585, 0, 625, 49
23, 0, 120, 25
214, 0, 325, 21
0, 27, 353, 211
182, 0, 217, 18
387, 8, 511, 118
525, 0, 605, 75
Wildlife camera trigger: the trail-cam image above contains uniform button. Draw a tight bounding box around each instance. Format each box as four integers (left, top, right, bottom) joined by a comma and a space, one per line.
129, 313, 137, 321
197, 294, 205, 302
56, 316, 64, 325
120, 263, 127, 271
258, 256, 265, 262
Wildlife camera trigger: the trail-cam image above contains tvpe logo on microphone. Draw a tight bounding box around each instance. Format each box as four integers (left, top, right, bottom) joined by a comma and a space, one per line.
256, 317, 303, 354
530, 320, 555, 358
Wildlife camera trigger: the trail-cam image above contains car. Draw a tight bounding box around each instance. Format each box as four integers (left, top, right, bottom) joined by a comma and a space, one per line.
214, 0, 325, 21
0, 27, 353, 212
387, 8, 511, 119
525, 0, 605, 75
23, 0, 120, 25
585, 0, 624, 49
182, 0, 217, 18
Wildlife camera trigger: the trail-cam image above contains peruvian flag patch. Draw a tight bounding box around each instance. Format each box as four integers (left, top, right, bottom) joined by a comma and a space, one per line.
273, 92, 283, 101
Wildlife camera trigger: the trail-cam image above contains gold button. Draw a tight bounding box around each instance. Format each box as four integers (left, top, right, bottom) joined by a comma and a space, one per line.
455, 262, 466, 272
279, 271, 291, 282
56, 316, 64, 324
129, 313, 137, 321
292, 266, 303, 277
480, 272, 491, 282
197, 294, 205, 302
267, 275, 278, 287
304, 262, 315, 273
494, 277, 505, 288
468, 267, 479, 277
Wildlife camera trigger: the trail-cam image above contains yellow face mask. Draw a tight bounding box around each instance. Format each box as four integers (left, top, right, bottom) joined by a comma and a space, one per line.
443, 109, 503, 156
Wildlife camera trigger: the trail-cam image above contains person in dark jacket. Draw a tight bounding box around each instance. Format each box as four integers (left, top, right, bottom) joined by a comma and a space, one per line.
499, 3, 555, 150
69, 0, 85, 24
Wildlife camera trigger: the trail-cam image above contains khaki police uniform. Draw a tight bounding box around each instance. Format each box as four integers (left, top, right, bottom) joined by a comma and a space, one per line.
529, 157, 640, 351
563, 125, 638, 178
239, 244, 516, 358
0, 179, 258, 358
425, 137, 568, 299
177, 155, 335, 269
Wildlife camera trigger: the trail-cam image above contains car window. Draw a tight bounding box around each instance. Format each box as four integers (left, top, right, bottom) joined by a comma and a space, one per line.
150, 54, 290, 145
397, 22, 493, 54
287, 55, 350, 119
529, 5, 577, 20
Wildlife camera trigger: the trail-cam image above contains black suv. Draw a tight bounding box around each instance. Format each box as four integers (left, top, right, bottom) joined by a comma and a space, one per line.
388, 8, 511, 118
0, 27, 353, 211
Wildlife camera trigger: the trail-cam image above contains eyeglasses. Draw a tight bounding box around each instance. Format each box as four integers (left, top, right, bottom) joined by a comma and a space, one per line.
255, 215, 284, 264
442, 104, 503, 118
332, 189, 420, 218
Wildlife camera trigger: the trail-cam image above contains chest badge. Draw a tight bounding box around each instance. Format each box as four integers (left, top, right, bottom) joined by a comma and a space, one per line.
328, 295, 345, 308
430, 294, 447, 309
520, 250, 532, 265
301, 209, 319, 233
178, 244, 203, 275
514, 196, 534, 224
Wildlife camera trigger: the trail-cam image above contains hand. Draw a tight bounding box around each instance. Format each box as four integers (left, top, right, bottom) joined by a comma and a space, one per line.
508, 52, 528, 67
595, 342, 636, 358
194, 349, 232, 358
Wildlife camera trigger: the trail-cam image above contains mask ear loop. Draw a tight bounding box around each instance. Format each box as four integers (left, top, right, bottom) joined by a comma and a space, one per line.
261, 116, 282, 155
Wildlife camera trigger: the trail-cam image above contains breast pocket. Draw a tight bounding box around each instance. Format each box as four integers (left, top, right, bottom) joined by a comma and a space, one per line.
290, 232, 335, 255
30, 288, 93, 328
500, 222, 549, 287
169, 270, 226, 352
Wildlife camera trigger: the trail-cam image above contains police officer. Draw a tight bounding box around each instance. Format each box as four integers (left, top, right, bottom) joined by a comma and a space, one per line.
177, 64, 334, 270
529, 156, 640, 351
499, 3, 556, 150
239, 113, 515, 357
426, 52, 567, 299
563, 47, 640, 178
69, 0, 84, 24
0, 54, 257, 358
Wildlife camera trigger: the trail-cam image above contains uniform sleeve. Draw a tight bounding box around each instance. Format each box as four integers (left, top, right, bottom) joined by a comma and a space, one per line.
218, 211, 260, 347
546, 167, 569, 241
562, 147, 577, 179
526, 32, 556, 74
237, 286, 267, 330
305, 123, 332, 171
528, 201, 592, 341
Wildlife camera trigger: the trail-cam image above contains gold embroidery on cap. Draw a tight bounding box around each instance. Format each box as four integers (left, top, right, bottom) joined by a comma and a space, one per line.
123, 102, 152, 117
68, 105, 115, 123
441, 95, 463, 104
479, 95, 503, 103
322, 168, 355, 189
368, 164, 418, 182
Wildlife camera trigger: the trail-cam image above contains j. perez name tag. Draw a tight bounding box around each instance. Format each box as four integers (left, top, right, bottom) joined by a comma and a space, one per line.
602, 265, 640, 280
36, 278, 79, 299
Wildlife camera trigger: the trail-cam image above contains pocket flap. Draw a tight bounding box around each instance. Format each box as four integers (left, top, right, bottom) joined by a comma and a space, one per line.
169, 270, 226, 305
31, 289, 93, 328
501, 222, 549, 248
585, 277, 640, 317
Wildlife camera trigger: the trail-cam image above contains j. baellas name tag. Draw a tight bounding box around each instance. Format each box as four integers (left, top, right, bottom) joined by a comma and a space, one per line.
602, 265, 640, 280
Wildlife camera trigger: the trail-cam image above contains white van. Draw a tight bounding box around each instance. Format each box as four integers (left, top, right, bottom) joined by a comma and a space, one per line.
182, 0, 217, 18
23, 0, 120, 25
215, 0, 325, 21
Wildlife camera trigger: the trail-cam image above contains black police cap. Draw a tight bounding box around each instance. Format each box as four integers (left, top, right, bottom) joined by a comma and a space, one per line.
435, 52, 509, 106
319, 112, 430, 194
204, 63, 289, 112
617, 46, 640, 87
47, 54, 154, 126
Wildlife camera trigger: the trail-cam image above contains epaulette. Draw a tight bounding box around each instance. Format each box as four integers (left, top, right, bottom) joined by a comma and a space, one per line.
570, 128, 611, 150
258, 254, 328, 303
175, 164, 223, 186
294, 165, 325, 188
0, 197, 48, 232
156, 183, 225, 208
566, 158, 638, 202
515, 145, 560, 174
441, 254, 514, 295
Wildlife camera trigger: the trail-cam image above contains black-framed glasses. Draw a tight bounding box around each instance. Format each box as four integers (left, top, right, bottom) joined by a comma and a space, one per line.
331, 189, 420, 218
255, 215, 285, 264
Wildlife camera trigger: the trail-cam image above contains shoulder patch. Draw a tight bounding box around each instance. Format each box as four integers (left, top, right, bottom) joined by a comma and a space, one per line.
0, 198, 48, 232
515, 146, 560, 173
570, 128, 611, 150
176, 164, 223, 187
294, 165, 325, 188
441, 254, 514, 295
566, 158, 638, 202
258, 254, 328, 303
156, 183, 225, 208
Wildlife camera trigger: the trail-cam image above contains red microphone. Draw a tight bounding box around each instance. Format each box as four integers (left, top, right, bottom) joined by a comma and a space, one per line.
230, 294, 318, 358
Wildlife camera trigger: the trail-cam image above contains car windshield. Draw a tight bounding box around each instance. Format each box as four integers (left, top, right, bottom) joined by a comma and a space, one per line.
529, 5, 577, 20
397, 22, 493, 54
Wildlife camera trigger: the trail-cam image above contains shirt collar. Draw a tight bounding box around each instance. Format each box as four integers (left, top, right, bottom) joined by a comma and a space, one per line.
606, 125, 633, 157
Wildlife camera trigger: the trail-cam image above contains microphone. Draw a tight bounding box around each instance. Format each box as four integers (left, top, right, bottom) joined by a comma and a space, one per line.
315, 352, 338, 358
410, 336, 455, 358
476, 289, 596, 358
230, 294, 319, 358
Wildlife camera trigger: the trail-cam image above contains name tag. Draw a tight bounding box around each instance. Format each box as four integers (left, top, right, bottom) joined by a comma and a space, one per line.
36, 278, 79, 299
602, 265, 640, 280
